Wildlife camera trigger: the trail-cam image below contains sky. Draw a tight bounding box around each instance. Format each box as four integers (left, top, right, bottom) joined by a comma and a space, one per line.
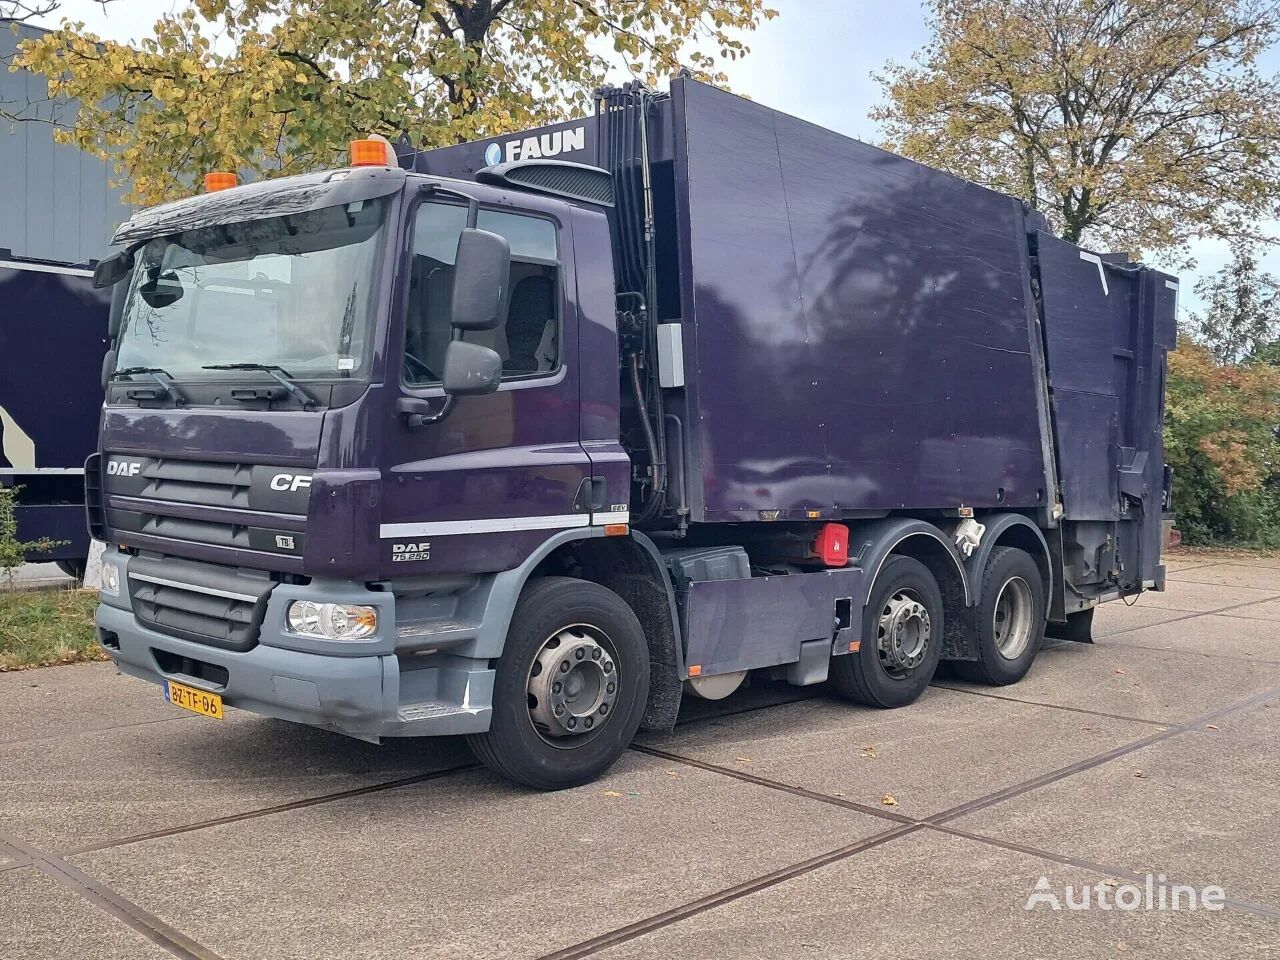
30, 0, 1280, 311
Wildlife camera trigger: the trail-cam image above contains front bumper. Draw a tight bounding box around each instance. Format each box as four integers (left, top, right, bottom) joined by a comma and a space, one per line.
96, 556, 495, 740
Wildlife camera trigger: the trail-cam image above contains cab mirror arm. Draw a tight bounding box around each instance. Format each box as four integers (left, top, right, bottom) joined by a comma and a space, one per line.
397, 395, 455, 429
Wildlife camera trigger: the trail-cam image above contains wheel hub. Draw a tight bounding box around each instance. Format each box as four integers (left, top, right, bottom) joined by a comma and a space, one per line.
877, 592, 931, 672
993, 576, 1034, 660
527, 627, 618, 737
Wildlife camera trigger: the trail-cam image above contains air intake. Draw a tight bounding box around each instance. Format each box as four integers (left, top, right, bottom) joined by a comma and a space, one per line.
476, 160, 613, 207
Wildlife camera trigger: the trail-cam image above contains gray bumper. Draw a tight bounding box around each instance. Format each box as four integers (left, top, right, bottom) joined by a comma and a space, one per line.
96, 585, 495, 741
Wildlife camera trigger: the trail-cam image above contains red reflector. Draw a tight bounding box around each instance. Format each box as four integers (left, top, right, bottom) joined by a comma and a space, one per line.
814, 522, 849, 567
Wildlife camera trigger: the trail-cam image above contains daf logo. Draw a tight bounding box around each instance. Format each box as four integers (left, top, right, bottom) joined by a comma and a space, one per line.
392, 541, 430, 562
269, 473, 313, 492
106, 459, 142, 477
491, 126, 585, 164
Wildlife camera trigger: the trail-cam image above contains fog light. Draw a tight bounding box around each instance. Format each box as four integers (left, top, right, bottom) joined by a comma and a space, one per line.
286, 601, 378, 640
101, 564, 120, 595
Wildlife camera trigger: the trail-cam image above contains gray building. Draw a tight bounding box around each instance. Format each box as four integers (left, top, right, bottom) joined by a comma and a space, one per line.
1, 22, 130, 265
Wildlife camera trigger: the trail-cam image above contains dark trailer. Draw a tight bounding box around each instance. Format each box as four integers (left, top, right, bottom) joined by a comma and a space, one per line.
1, 22, 126, 576
88, 77, 1173, 790
0, 257, 110, 573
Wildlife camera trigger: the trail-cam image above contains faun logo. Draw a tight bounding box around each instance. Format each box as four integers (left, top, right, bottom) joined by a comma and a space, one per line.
392, 541, 430, 562
269, 473, 313, 492
106, 459, 142, 477
486, 126, 586, 166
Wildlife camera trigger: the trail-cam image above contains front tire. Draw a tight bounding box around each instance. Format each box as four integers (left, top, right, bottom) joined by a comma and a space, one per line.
830, 555, 944, 708
952, 546, 1046, 685
467, 577, 649, 790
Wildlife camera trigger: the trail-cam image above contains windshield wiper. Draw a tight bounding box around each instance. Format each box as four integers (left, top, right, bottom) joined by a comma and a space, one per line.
110, 366, 186, 405
202, 363, 317, 408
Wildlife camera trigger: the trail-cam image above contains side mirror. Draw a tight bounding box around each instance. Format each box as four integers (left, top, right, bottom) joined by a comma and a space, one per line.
93, 250, 134, 289
442, 340, 502, 396
450, 227, 510, 331
139, 269, 184, 309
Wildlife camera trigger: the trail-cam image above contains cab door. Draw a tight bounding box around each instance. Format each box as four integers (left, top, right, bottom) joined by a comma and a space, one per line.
380, 195, 593, 575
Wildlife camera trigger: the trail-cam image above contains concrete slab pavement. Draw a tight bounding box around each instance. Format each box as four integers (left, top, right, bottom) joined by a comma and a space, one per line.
1166, 561, 1280, 590
955, 697, 1280, 909
0, 662, 184, 743
1138, 578, 1278, 613
0, 868, 171, 960
637, 686, 1158, 819
1105, 612, 1280, 663
2, 708, 471, 852
67, 756, 888, 960
591, 830, 1279, 960
941, 637, 1280, 725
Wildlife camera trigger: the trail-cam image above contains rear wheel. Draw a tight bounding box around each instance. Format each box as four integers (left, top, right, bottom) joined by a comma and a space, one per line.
952, 546, 1046, 685
830, 555, 944, 708
55, 559, 87, 582
467, 577, 649, 790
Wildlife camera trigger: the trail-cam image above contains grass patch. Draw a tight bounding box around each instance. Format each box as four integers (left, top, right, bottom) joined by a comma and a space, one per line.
0, 587, 106, 671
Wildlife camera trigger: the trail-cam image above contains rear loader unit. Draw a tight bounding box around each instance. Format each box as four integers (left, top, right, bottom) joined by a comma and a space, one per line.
88, 77, 1174, 788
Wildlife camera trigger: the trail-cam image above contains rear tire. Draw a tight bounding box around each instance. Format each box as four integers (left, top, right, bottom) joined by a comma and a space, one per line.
467, 577, 649, 790
55, 559, 87, 582
830, 555, 944, 708
952, 546, 1046, 685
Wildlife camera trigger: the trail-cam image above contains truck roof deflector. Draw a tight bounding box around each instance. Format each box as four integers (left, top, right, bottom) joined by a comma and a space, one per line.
476, 159, 614, 207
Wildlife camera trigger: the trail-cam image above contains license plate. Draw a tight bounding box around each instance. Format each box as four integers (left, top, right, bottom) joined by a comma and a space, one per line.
165, 679, 224, 720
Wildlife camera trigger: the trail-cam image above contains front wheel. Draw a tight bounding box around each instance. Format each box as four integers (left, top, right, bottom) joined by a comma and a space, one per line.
830, 555, 944, 708
467, 577, 650, 790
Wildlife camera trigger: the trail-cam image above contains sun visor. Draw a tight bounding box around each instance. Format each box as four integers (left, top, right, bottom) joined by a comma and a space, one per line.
111, 166, 407, 246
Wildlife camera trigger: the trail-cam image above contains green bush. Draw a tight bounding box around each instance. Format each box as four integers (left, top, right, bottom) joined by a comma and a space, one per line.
0, 484, 66, 585
1165, 338, 1280, 546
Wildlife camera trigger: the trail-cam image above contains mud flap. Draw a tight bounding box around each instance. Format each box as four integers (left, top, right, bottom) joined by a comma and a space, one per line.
1045, 606, 1095, 644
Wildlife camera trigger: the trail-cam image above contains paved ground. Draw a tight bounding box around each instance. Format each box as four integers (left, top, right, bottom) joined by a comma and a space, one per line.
9, 562, 73, 590
2, 553, 1279, 959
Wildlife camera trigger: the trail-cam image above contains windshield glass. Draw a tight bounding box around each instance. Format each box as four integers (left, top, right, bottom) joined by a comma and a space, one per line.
114, 198, 387, 379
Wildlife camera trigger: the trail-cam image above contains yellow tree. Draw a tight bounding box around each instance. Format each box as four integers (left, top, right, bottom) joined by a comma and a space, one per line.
17, 0, 776, 204
874, 0, 1280, 255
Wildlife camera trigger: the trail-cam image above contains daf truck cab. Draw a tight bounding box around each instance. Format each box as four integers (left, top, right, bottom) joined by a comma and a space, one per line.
89, 79, 1173, 789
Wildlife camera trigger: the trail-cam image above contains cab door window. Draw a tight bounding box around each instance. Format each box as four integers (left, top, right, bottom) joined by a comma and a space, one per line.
404, 202, 560, 386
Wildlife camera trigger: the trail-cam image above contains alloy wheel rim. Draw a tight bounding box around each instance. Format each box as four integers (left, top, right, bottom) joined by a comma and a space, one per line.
526, 624, 619, 745
877, 589, 931, 678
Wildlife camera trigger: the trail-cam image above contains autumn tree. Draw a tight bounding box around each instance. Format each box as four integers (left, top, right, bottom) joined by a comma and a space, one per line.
2, 1, 60, 22
1189, 246, 1280, 362
874, 0, 1280, 256
17, 0, 775, 204
1165, 338, 1280, 543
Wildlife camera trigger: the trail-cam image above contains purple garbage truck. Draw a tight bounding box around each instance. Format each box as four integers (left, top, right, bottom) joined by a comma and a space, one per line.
87, 78, 1174, 788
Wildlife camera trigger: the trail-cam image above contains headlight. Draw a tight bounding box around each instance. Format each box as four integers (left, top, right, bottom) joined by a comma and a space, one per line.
286, 601, 378, 640
101, 564, 120, 595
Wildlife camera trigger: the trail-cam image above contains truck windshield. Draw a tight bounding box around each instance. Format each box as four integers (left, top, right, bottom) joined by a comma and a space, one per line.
114, 199, 386, 380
